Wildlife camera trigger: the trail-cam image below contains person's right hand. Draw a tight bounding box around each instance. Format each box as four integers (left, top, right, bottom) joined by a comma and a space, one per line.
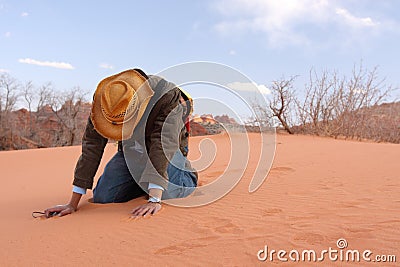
44, 204, 76, 218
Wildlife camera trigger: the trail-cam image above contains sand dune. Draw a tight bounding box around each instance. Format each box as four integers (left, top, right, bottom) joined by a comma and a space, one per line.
0, 133, 399, 266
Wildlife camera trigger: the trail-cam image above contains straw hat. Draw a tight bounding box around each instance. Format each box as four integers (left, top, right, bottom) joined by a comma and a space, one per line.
91, 69, 154, 140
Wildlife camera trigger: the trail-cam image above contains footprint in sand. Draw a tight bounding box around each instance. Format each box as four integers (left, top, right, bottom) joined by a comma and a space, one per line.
336, 198, 374, 208
154, 236, 219, 255
326, 180, 344, 188
342, 226, 375, 239
291, 232, 326, 245
155, 218, 244, 255
261, 208, 283, 217
190, 217, 244, 235
271, 166, 295, 172
268, 166, 295, 178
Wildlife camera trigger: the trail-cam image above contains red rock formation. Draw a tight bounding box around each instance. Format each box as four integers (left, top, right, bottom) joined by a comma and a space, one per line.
189, 121, 208, 136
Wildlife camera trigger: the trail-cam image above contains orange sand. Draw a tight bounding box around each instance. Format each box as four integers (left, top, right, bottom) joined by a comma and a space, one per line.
0, 133, 399, 266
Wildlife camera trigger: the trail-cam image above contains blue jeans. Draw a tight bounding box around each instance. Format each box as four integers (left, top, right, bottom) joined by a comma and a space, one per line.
93, 150, 197, 203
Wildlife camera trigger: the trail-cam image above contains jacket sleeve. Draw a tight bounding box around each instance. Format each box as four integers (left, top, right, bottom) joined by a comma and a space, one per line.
139, 88, 183, 190
73, 117, 108, 189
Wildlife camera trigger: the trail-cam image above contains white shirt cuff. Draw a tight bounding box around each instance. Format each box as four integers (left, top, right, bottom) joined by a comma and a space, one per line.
148, 183, 164, 191
72, 185, 87, 195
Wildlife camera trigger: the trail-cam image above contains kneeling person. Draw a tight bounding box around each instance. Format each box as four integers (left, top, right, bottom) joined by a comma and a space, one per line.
45, 69, 197, 217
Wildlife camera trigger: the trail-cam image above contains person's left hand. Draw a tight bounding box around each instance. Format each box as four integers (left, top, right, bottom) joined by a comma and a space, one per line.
131, 202, 162, 217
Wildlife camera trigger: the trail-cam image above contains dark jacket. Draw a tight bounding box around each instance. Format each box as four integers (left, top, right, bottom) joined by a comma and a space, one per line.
73, 75, 195, 190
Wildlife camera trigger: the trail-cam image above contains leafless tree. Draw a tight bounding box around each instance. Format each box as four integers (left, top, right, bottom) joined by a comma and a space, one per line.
22, 81, 35, 135
268, 76, 297, 134
295, 69, 339, 135
23, 81, 34, 112
0, 73, 19, 123
50, 87, 88, 146
0, 73, 21, 149
294, 64, 394, 142
249, 100, 273, 128
36, 82, 53, 112
338, 65, 391, 140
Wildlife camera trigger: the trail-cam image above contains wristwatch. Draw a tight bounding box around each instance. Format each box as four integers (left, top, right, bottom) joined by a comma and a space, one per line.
148, 196, 161, 204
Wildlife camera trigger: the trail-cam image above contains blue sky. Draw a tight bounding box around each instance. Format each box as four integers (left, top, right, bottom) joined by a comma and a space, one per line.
1, 0, 400, 116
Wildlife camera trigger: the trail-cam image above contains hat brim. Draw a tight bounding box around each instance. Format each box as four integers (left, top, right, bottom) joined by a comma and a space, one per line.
91, 69, 154, 140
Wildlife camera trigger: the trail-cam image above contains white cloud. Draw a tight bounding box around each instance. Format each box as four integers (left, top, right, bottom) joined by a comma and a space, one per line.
99, 63, 114, 69
335, 8, 378, 28
4, 31, 11, 38
18, 58, 75, 70
229, 49, 236, 55
0, 68, 9, 73
227, 81, 271, 95
21, 12, 29, 17
213, 0, 386, 47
